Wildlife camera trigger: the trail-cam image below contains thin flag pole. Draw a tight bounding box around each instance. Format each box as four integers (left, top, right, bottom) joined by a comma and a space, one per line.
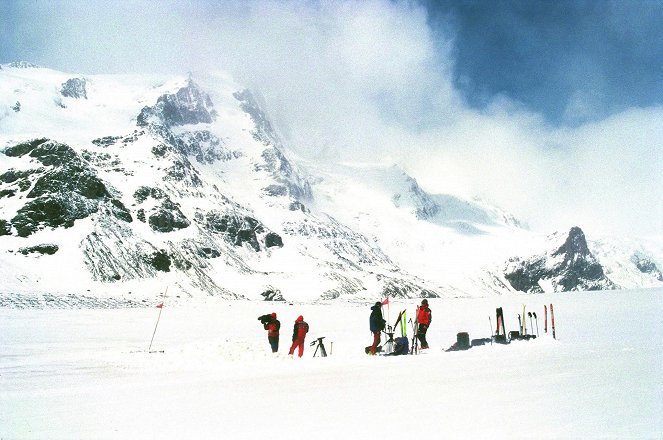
386, 296, 390, 329
148, 287, 168, 352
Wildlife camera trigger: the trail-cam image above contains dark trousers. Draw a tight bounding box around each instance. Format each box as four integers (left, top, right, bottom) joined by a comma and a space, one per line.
417, 324, 429, 349
268, 336, 279, 352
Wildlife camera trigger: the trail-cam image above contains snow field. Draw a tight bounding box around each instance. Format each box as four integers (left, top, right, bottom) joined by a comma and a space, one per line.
1, 288, 662, 439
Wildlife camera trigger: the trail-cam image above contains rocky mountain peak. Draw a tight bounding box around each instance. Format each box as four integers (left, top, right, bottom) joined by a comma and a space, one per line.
137, 79, 217, 128
504, 226, 617, 293
553, 226, 590, 259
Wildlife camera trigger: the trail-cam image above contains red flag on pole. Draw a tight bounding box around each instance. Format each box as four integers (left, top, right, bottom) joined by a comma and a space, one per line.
382, 297, 389, 305
156, 302, 163, 309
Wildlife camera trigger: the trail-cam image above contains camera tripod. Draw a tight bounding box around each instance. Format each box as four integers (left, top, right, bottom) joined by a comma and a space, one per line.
310, 337, 328, 357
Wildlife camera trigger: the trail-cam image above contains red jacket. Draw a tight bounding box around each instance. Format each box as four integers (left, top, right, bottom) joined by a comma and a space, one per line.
292, 316, 309, 341
417, 306, 432, 325
265, 320, 280, 337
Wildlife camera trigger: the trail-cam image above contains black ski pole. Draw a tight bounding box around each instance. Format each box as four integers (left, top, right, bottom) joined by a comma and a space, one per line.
518, 314, 522, 335
409, 316, 419, 355
532, 312, 539, 337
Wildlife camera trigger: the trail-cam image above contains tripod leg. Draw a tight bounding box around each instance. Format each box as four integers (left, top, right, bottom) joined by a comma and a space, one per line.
320, 343, 327, 357
313, 343, 319, 357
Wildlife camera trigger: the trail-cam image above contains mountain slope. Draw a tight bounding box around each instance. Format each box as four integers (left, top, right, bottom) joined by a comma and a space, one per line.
1, 64, 661, 304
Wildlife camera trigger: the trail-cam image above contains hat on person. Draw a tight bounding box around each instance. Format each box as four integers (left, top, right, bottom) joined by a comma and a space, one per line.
271, 312, 277, 318
421, 299, 428, 306
296, 315, 303, 322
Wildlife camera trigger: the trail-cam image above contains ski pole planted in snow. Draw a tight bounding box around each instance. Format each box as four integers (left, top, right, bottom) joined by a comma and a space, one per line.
544, 305, 548, 333
532, 312, 539, 337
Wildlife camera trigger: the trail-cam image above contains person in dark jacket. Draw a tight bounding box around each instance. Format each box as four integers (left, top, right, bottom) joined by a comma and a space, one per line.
369, 302, 386, 355
288, 315, 309, 357
416, 299, 432, 349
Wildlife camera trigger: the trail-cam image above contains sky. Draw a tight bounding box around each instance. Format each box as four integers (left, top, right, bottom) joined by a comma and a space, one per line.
1, 0, 662, 237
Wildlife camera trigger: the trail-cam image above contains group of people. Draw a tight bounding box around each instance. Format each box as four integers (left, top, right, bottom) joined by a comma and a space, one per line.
259, 299, 432, 357
369, 299, 432, 354
258, 313, 309, 357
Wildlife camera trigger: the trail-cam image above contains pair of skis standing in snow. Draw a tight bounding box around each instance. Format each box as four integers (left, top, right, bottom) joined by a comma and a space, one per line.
259, 313, 310, 357
369, 298, 432, 355
493, 304, 556, 342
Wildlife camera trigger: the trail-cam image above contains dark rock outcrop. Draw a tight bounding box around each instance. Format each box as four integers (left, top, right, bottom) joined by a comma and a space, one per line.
60, 78, 87, 99
132, 186, 190, 232
137, 80, 216, 128
261, 289, 285, 301
18, 244, 59, 255
204, 210, 282, 251
504, 227, 617, 293
2, 139, 130, 236
631, 254, 663, 281
149, 250, 171, 272
148, 205, 191, 233
0, 219, 11, 236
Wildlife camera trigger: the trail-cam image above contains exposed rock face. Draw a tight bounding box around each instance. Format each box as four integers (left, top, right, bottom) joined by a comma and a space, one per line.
0, 220, 11, 236
8, 61, 39, 68
261, 289, 285, 301
233, 89, 280, 146
631, 254, 663, 281
60, 78, 87, 99
132, 186, 190, 233
18, 244, 59, 255
234, 89, 313, 202
137, 80, 217, 127
204, 211, 282, 251
504, 227, 617, 293
1, 139, 130, 237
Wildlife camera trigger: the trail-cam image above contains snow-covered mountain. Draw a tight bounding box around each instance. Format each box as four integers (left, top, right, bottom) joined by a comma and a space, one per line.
1, 64, 661, 305
503, 226, 617, 293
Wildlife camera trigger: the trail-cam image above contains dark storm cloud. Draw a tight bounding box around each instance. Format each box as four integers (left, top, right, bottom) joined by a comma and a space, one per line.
423, 0, 663, 124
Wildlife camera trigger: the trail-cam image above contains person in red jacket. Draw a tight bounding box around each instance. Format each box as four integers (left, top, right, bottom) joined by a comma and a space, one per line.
264, 312, 280, 353
258, 313, 281, 353
416, 299, 432, 349
288, 315, 309, 357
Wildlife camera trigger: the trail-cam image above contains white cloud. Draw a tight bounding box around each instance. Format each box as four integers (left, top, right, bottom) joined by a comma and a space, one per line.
6, 0, 662, 237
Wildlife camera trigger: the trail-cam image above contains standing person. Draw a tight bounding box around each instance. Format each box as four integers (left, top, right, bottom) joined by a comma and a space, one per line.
416, 299, 432, 349
262, 312, 280, 353
369, 302, 386, 355
288, 315, 309, 357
